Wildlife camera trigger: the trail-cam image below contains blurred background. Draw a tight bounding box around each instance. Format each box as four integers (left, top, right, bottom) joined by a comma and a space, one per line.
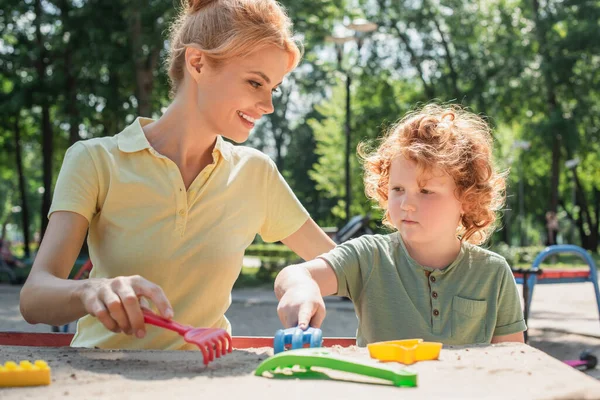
0, 0, 599, 279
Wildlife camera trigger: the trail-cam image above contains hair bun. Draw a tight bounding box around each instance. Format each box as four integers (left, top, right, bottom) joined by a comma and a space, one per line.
187, 0, 219, 13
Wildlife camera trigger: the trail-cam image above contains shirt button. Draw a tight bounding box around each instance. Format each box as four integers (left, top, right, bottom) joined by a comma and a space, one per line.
178, 209, 186, 216
430, 276, 436, 283
433, 309, 440, 316
432, 291, 438, 299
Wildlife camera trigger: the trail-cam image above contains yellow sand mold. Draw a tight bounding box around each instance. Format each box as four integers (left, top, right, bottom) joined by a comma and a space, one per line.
368, 339, 443, 365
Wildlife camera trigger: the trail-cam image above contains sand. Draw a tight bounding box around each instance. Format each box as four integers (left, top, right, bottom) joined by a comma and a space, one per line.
1, 343, 599, 400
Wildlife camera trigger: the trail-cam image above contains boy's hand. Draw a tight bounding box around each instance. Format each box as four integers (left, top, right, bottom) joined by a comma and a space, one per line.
277, 282, 326, 330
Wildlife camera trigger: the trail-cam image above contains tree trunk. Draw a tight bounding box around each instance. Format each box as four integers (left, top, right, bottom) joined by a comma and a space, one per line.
34, 0, 54, 238
391, 23, 435, 99
40, 106, 53, 238
592, 187, 600, 251
272, 88, 291, 171
1, 219, 7, 241
274, 128, 284, 171
549, 134, 560, 214
59, 0, 80, 145
431, 16, 460, 99
531, 0, 561, 214
14, 116, 31, 258
129, 4, 160, 117
573, 170, 599, 251
102, 69, 121, 136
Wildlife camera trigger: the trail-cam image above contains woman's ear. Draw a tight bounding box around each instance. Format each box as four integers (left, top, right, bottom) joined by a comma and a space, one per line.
184, 47, 204, 83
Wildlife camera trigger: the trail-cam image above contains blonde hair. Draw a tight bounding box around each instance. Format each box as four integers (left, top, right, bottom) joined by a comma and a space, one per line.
359, 104, 507, 245
167, 0, 302, 95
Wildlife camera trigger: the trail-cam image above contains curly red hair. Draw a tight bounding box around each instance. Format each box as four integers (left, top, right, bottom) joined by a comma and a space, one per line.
359, 104, 507, 245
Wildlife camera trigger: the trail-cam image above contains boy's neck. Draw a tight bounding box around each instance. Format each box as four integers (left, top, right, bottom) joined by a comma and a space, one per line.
402, 236, 462, 269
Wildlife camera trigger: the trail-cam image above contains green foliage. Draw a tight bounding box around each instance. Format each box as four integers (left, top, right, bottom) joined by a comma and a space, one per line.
1, 0, 599, 254
307, 81, 347, 222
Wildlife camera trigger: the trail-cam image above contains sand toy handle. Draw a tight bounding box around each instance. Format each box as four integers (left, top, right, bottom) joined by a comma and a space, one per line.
142, 309, 189, 335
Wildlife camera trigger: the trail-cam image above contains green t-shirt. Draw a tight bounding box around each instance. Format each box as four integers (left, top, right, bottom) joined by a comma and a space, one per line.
320, 232, 526, 346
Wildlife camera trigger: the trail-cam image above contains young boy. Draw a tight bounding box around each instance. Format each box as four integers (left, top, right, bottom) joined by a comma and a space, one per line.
275, 104, 526, 346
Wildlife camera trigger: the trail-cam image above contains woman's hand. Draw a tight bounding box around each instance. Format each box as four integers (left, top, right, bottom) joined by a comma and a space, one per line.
76, 275, 173, 337
20, 212, 174, 330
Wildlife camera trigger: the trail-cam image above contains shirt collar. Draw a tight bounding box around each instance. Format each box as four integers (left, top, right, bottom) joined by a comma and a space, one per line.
117, 117, 232, 162
395, 232, 465, 274
213, 135, 231, 162
117, 117, 153, 153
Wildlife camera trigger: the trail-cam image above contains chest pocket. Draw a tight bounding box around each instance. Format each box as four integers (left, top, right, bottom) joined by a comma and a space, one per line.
452, 296, 487, 343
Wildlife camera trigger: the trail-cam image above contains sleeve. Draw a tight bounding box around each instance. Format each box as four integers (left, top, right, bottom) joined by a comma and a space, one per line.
493, 261, 527, 337
318, 237, 372, 300
48, 142, 100, 223
258, 157, 310, 242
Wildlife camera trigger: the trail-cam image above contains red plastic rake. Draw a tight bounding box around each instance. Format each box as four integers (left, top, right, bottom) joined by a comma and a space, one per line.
143, 309, 233, 365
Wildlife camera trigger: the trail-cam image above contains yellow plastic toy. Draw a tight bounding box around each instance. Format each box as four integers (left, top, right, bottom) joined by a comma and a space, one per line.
367, 339, 443, 365
0, 360, 51, 387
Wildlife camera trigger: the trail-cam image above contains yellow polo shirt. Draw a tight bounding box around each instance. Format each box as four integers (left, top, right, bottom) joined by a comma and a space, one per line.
49, 117, 309, 350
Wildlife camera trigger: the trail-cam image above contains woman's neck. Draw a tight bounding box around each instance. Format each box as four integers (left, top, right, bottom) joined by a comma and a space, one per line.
142, 95, 217, 169
402, 235, 462, 269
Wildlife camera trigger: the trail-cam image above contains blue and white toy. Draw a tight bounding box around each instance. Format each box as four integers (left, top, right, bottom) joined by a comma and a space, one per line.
273, 326, 323, 354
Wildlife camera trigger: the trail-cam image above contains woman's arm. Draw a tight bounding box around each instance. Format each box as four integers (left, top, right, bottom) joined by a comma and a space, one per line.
20, 211, 172, 337
20, 211, 91, 325
281, 218, 335, 261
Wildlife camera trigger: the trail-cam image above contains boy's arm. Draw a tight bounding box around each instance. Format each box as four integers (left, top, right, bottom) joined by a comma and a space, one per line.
491, 332, 525, 344
275, 258, 338, 298
274, 258, 338, 329
492, 261, 527, 341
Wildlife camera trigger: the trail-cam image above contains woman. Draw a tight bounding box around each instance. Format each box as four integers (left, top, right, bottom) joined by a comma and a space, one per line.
20, 0, 335, 350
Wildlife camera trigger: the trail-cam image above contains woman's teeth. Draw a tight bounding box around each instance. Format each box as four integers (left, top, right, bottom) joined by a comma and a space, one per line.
238, 111, 256, 123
